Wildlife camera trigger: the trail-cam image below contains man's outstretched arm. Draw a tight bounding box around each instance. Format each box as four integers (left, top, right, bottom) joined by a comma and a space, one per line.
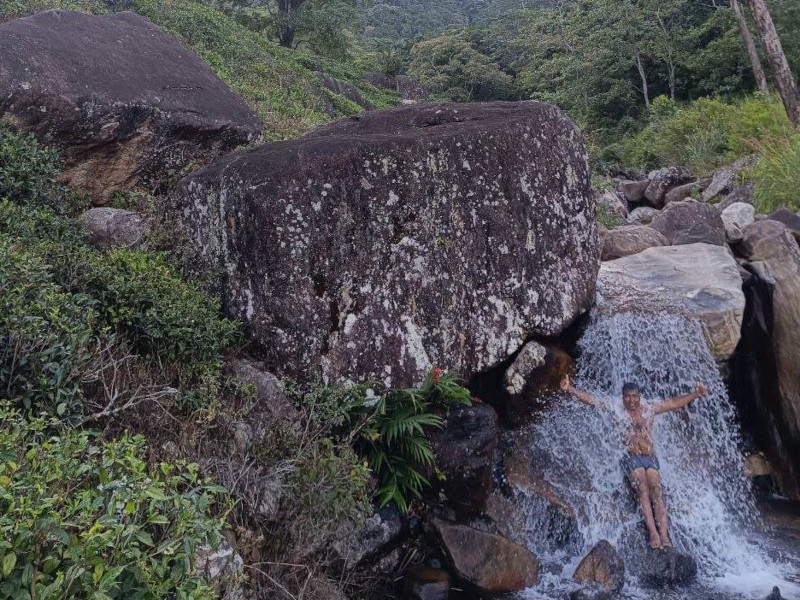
560, 375, 609, 410
653, 382, 707, 414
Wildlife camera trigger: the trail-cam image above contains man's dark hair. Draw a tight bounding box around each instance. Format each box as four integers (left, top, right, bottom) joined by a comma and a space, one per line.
622, 382, 640, 394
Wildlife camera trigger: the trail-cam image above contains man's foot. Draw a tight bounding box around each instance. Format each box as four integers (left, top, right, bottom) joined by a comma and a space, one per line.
661, 537, 672, 548
649, 535, 663, 550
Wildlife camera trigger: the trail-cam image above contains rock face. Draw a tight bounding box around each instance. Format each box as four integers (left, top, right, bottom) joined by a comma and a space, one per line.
79, 207, 148, 249
573, 540, 624, 593
597, 244, 745, 359
601, 225, 668, 261
597, 190, 627, 219
644, 167, 693, 208
175, 102, 599, 386
0, 10, 260, 204
650, 200, 725, 245
638, 548, 697, 587
739, 221, 800, 497
768, 208, 800, 244
333, 506, 404, 567
224, 359, 297, 424
432, 519, 540, 594
315, 71, 374, 112
620, 179, 650, 203
427, 403, 499, 515
717, 182, 755, 211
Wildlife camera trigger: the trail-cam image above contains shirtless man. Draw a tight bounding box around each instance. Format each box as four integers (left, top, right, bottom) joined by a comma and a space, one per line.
560, 375, 707, 549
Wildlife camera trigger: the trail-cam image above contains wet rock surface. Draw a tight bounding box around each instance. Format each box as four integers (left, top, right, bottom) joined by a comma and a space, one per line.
175, 102, 599, 387
403, 566, 451, 600
638, 547, 697, 587
601, 225, 668, 261
597, 243, 745, 359
431, 518, 540, 595
427, 403, 498, 515
0, 10, 260, 204
573, 540, 624, 592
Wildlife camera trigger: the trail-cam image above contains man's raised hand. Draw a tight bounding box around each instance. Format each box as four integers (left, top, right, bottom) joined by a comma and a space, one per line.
695, 381, 707, 398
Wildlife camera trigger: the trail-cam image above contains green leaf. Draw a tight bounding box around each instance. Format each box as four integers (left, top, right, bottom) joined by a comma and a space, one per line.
2, 552, 16, 576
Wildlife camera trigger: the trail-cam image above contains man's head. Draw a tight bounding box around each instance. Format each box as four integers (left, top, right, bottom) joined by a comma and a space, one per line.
622, 382, 641, 410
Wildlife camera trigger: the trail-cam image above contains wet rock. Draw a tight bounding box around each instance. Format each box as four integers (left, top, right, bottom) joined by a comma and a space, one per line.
0, 10, 260, 204
501, 342, 572, 425
315, 71, 374, 112
739, 221, 800, 497
722, 202, 755, 242
672, 222, 726, 246
333, 505, 404, 567
194, 539, 244, 599
644, 167, 694, 208
175, 102, 599, 387
745, 452, 773, 478
403, 566, 451, 600
650, 200, 725, 245
79, 207, 148, 249
224, 359, 297, 424
601, 225, 668, 261
716, 182, 755, 211
620, 179, 650, 203
765, 586, 784, 600
597, 243, 745, 359
432, 518, 540, 594
638, 547, 697, 587
573, 540, 624, 592
597, 190, 627, 219
627, 206, 660, 225
427, 403, 498, 515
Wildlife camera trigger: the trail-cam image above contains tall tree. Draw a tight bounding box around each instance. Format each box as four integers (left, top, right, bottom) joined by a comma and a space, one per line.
731, 0, 768, 92
747, 0, 800, 124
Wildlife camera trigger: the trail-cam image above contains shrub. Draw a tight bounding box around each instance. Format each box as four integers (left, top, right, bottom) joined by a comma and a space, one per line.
0, 404, 227, 600
0, 239, 97, 416
0, 127, 61, 209
748, 134, 800, 214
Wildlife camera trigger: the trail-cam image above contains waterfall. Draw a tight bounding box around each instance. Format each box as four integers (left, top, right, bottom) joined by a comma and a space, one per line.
519, 311, 800, 599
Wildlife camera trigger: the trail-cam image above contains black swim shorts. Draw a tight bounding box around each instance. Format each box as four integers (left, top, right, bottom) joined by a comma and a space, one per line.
621, 453, 660, 475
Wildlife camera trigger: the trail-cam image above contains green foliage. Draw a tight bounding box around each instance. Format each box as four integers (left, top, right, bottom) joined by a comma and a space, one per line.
748, 134, 800, 213
0, 404, 226, 600
597, 206, 624, 230
614, 94, 793, 174
0, 239, 97, 416
408, 29, 515, 102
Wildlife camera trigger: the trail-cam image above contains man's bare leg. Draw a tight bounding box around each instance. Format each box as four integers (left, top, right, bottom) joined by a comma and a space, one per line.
631, 468, 662, 549
646, 468, 671, 547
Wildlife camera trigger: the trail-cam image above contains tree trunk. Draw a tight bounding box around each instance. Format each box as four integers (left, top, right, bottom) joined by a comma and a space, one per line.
747, 0, 800, 125
277, 0, 301, 49
636, 53, 650, 107
732, 0, 768, 93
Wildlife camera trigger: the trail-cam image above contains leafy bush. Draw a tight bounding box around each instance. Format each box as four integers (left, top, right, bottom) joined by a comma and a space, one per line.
615, 94, 793, 174
748, 134, 800, 213
0, 240, 97, 416
0, 404, 227, 600
0, 127, 62, 209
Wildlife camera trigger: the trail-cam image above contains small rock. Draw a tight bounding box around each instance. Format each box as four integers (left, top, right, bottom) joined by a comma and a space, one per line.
597, 190, 627, 219
620, 179, 650, 203
573, 540, 624, 593
432, 518, 540, 594
765, 586, 784, 600
663, 180, 702, 206
194, 539, 244, 599
644, 167, 693, 208
403, 566, 451, 600
639, 547, 697, 587
333, 505, 404, 567
501, 342, 572, 425
224, 359, 297, 424
79, 207, 148, 249
722, 202, 755, 242
602, 225, 668, 260
703, 167, 737, 201
744, 452, 772, 478
627, 206, 661, 225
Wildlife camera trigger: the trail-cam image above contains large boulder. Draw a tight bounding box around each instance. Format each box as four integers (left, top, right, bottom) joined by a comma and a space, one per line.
716, 182, 755, 211
638, 547, 697, 587
619, 179, 650, 204
0, 10, 260, 204
573, 540, 624, 593
597, 191, 627, 219
703, 155, 759, 202
333, 506, 404, 567
427, 403, 499, 515
650, 200, 725, 245
721, 202, 755, 243
644, 167, 693, 208
672, 223, 725, 246
663, 179, 706, 206
431, 519, 540, 595
740, 221, 800, 495
175, 102, 599, 386
601, 225, 668, 261
598, 244, 745, 359
768, 208, 800, 245
627, 206, 660, 225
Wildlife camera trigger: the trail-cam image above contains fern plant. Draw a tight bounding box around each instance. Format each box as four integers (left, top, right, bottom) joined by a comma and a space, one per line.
350, 369, 472, 512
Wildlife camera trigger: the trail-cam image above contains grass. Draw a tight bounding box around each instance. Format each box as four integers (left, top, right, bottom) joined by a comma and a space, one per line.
1, 0, 400, 140
747, 134, 800, 214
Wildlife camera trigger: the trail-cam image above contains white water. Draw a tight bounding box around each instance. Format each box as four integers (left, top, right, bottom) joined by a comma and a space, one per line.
519, 312, 800, 599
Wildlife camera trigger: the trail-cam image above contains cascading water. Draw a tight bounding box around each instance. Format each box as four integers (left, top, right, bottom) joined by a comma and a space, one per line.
519, 311, 800, 599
